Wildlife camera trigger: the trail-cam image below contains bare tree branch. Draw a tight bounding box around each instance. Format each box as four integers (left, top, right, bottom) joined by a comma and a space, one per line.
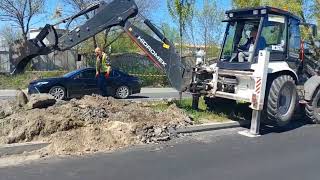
0, 0, 45, 41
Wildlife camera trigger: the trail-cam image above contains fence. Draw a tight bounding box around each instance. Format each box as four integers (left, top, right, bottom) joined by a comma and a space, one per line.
30, 50, 77, 71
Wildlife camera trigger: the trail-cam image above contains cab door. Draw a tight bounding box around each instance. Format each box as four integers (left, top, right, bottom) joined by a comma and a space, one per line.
287, 18, 302, 71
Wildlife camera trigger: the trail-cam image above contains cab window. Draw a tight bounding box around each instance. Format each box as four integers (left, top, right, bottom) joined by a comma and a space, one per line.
262, 15, 287, 52
288, 18, 301, 59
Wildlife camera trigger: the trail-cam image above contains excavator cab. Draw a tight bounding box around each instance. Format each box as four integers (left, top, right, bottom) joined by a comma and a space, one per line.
218, 6, 302, 72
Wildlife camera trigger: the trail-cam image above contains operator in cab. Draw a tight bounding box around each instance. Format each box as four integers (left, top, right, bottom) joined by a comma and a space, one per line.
238, 26, 267, 62
95, 47, 112, 96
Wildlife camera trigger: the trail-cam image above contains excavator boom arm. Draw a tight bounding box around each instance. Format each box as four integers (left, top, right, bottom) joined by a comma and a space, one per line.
10, 0, 192, 91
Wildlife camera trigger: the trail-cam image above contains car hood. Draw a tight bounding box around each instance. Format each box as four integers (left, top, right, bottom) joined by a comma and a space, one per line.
30, 77, 65, 84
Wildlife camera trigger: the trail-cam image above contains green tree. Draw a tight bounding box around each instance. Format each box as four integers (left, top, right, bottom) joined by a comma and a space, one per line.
232, 0, 305, 18
197, 0, 224, 60
167, 0, 195, 57
232, 0, 260, 8
160, 23, 179, 43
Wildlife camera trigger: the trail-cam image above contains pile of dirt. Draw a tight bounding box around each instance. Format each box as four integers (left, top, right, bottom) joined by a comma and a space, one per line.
0, 100, 13, 119
0, 95, 192, 156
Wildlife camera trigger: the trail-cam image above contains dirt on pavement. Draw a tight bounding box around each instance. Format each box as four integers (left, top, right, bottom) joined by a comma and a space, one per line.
0, 95, 192, 156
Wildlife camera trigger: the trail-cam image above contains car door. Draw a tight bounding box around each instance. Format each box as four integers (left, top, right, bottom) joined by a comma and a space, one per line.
106, 70, 121, 96
67, 72, 87, 98
77, 69, 99, 95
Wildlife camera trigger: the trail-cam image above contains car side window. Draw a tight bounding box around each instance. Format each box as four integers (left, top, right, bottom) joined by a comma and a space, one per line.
79, 70, 95, 79
111, 71, 120, 78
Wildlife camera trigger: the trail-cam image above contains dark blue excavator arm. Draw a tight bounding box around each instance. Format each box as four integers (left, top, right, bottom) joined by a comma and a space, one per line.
10, 0, 192, 91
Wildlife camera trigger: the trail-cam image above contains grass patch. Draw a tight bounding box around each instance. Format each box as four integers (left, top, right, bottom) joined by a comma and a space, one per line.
150, 98, 230, 124
0, 71, 66, 89
0, 70, 169, 89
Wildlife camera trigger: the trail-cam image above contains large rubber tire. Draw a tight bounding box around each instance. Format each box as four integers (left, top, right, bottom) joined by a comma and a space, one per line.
266, 75, 297, 127
306, 87, 320, 123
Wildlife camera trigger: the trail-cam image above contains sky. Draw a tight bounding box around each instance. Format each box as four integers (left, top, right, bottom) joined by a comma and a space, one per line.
0, 0, 233, 30
150, 0, 232, 26
0, 0, 233, 45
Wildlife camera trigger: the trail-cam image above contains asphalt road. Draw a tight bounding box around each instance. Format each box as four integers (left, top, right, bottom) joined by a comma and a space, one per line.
1, 122, 319, 180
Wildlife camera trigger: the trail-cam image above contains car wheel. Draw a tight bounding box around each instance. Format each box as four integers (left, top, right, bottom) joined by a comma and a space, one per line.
115, 86, 130, 99
49, 86, 66, 100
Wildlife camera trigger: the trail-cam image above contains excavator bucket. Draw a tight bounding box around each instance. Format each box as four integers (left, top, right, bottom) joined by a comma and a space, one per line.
10, 25, 58, 74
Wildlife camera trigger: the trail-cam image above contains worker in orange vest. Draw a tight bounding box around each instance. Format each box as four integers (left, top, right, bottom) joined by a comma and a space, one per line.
95, 47, 111, 96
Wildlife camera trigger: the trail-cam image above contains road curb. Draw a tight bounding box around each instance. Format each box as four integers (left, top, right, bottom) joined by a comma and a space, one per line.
176, 121, 250, 134
0, 142, 49, 157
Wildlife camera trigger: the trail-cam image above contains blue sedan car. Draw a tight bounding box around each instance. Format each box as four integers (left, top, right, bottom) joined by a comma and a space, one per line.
28, 68, 142, 100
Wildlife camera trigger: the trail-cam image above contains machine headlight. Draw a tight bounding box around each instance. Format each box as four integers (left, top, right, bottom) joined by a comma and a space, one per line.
35, 82, 49, 86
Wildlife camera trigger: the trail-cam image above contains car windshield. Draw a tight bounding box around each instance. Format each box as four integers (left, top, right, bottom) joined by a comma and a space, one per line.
63, 70, 81, 78
221, 15, 286, 62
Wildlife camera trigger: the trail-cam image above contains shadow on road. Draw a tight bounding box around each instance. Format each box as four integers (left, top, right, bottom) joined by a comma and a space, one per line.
259, 120, 311, 135
208, 100, 315, 135
127, 96, 149, 99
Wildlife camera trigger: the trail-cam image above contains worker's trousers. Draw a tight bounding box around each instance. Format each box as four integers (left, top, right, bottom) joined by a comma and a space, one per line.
97, 73, 108, 96
238, 52, 249, 62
